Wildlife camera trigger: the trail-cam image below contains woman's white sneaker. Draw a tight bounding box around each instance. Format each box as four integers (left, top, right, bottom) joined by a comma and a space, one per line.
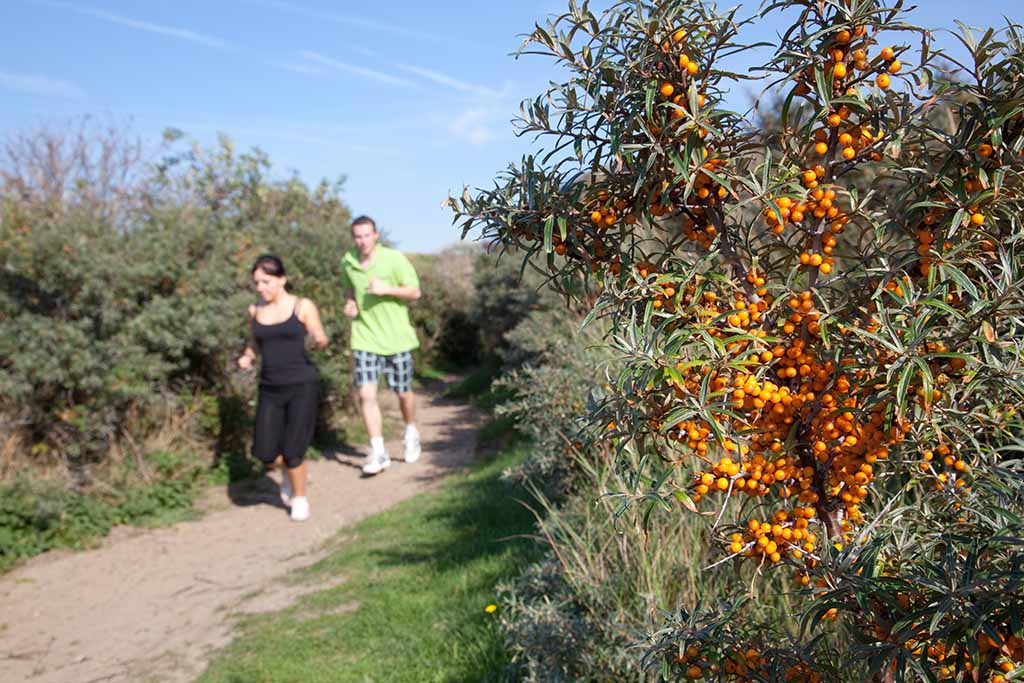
289, 496, 310, 521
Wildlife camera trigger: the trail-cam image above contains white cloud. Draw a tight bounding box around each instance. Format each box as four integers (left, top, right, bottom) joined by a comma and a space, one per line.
0, 70, 85, 98
39, 1, 229, 49
300, 51, 415, 87
268, 60, 325, 76
244, 0, 446, 44
449, 108, 496, 147
396, 64, 499, 97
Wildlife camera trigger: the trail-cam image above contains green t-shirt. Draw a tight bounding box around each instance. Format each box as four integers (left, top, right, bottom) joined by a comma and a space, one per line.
341, 245, 420, 355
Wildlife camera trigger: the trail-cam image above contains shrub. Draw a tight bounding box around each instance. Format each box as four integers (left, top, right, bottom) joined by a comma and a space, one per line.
408, 244, 483, 369
450, 1, 1024, 680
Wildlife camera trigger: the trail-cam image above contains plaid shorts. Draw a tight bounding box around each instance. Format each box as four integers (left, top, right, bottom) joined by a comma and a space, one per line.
353, 350, 414, 393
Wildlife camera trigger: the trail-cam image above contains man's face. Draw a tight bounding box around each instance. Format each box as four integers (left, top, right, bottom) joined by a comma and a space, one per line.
352, 222, 378, 258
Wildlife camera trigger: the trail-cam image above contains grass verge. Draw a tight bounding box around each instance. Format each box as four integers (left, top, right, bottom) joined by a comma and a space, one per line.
198, 445, 539, 683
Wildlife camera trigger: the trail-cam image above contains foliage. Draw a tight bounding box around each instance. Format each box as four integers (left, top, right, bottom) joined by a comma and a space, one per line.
0, 126, 355, 474
0, 448, 202, 571
408, 243, 483, 368
450, 1, 1024, 681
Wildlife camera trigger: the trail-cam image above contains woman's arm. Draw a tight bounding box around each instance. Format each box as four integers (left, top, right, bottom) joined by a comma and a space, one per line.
297, 298, 329, 349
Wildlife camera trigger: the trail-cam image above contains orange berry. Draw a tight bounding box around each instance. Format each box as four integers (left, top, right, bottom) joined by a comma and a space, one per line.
971, 212, 985, 226
833, 63, 848, 79
815, 142, 829, 155
660, 82, 675, 97
876, 73, 891, 89
880, 47, 895, 61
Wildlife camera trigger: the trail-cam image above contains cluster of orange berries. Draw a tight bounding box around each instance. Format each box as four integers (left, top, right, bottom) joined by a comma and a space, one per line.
655, 27, 704, 123
675, 644, 769, 681
646, 278, 770, 349
918, 443, 970, 491
912, 177, 994, 276
672, 282, 913, 557
762, 176, 851, 276
792, 21, 901, 99
588, 189, 637, 229
728, 508, 819, 565
896, 633, 1024, 682
815, 115, 884, 163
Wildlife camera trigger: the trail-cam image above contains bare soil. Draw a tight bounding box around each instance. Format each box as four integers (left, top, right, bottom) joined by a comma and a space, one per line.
0, 381, 482, 683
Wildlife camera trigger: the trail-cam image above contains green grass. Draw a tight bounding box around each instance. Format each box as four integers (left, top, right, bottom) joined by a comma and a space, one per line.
0, 458, 203, 572
198, 445, 540, 683
443, 361, 500, 402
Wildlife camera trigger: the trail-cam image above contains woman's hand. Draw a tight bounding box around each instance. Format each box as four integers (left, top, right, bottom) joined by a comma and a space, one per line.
238, 352, 254, 370
343, 299, 358, 318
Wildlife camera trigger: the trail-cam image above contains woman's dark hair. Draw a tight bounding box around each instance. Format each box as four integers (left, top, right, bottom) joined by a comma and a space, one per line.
251, 254, 286, 277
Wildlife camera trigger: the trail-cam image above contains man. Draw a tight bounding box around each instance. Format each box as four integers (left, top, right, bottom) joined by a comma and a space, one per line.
341, 215, 422, 475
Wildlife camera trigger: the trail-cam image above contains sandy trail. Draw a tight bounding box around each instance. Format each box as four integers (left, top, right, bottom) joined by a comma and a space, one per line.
0, 381, 481, 683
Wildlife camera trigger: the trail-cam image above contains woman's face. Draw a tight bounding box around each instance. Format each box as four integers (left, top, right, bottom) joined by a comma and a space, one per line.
252, 267, 286, 302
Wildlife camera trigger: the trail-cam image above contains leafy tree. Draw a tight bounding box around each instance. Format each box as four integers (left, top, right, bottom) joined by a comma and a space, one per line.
450, 1, 1024, 680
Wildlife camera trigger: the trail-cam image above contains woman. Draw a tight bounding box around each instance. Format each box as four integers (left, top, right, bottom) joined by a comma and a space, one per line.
237, 254, 328, 521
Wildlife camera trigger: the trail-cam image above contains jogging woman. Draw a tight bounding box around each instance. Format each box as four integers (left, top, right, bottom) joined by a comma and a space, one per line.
237, 254, 328, 521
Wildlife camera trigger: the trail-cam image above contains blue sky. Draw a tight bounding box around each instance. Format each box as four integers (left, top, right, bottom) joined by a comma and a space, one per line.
1, 1, 1021, 253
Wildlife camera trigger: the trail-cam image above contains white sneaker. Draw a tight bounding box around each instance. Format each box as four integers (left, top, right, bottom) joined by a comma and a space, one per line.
279, 473, 293, 507
289, 496, 310, 521
362, 451, 391, 475
404, 434, 421, 463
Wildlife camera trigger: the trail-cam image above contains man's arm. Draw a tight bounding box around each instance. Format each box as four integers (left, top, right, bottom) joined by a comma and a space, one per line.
368, 279, 420, 301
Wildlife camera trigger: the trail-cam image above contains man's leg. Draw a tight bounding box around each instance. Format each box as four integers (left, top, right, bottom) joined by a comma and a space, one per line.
358, 381, 391, 474
358, 381, 384, 442
391, 352, 420, 463
397, 390, 416, 426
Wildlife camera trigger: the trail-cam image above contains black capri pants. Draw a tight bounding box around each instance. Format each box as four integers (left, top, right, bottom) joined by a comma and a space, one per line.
252, 380, 319, 468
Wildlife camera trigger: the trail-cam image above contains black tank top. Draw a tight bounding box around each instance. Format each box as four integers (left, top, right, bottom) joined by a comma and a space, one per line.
252, 300, 318, 386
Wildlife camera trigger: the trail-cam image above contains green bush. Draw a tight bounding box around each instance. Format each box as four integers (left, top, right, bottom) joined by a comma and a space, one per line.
408, 244, 483, 370
0, 448, 204, 570
0, 127, 356, 475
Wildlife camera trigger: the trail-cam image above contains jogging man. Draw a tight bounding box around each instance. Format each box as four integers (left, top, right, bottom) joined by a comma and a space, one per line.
341, 215, 422, 475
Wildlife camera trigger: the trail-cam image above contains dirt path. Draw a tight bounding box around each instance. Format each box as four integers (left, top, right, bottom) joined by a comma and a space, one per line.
0, 380, 482, 683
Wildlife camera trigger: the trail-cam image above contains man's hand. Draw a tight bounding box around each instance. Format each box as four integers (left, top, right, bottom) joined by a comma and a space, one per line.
343, 299, 359, 318
367, 278, 392, 296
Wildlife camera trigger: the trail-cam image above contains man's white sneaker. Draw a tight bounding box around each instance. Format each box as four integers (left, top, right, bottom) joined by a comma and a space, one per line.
289, 496, 310, 521
403, 435, 421, 463
279, 473, 293, 507
362, 451, 391, 475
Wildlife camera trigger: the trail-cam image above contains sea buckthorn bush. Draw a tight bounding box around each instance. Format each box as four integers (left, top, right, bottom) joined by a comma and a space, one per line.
450, 1, 1024, 680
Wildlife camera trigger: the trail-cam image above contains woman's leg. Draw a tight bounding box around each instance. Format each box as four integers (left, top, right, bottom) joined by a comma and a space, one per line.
281, 381, 319, 519
286, 461, 307, 497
